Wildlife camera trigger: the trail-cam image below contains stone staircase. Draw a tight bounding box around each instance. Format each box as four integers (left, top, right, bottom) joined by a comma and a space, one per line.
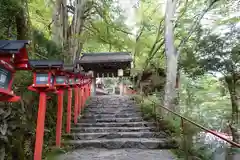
64, 95, 176, 150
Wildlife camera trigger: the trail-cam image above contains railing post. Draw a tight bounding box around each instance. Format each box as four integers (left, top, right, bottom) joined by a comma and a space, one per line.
56, 90, 64, 147
66, 88, 72, 133
83, 86, 86, 105
78, 87, 81, 116
88, 83, 90, 97
34, 92, 47, 160
80, 87, 83, 110
77, 88, 80, 116
181, 117, 188, 160
88, 83, 91, 97
74, 87, 79, 124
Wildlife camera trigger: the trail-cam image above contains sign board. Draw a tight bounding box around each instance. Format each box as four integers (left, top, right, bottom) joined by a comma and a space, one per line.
0, 65, 12, 89
56, 76, 66, 84
118, 69, 123, 77
36, 73, 49, 84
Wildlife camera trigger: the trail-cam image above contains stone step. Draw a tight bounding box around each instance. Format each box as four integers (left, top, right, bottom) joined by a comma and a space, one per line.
63, 138, 177, 149
64, 131, 167, 140
71, 126, 154, 133
79, 117, 143, 123
84, 108, 140, 113
82, 113, 141, 118
83, 111, 142, 115
83, 108, 141, 113
87, 105, 136, 109
75, 122, 155, 127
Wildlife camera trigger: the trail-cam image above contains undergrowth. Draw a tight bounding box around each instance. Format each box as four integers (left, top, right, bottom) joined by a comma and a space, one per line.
132, 94, 217, 160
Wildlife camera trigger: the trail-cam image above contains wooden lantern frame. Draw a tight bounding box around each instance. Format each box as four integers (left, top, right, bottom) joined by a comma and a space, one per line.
28, 60, 64, 92
0, 40, 30, 102
54, 70, 68, 88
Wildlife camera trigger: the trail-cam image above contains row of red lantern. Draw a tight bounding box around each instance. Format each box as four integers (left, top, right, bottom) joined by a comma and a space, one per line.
0, 41, 92, 160
26, 61, 92, 160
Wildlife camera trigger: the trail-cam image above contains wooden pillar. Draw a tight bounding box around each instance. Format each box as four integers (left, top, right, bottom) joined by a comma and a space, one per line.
34, 92, 47, 160
91, 76, 96, 96
66, 88, 72, 133
74, 87, 78, 124
56, 90, 63, 147
119, 77, 124, 96
118, 69, 124, 96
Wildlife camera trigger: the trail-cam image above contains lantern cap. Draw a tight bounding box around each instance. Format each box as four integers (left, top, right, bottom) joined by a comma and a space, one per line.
29, 60, 64, 69
0, 40, 30, 54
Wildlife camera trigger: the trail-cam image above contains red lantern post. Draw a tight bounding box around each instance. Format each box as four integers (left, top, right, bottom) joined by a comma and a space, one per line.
0, 40, 30, 102
75, 75, 81, 116
54, 69, 70, 147
63, 65, 75, 134
81, 76, 91, 108
76, 72, 85, 116
73, 70, 85, 124
79, 79, 83, 112
67, 72, 79, 125
28, 60, 63, 160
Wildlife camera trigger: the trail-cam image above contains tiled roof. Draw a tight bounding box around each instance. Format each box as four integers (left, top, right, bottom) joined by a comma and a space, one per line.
0, 40, 30, 54
76, 52, 132, 64
29, 60, 64, 69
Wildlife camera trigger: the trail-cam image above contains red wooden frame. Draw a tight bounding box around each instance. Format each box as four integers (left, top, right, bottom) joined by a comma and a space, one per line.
14, 47, 30, 70
64, 71, 75, 134
0, 58, 19, 102
66, 88, 72, 133
28, 71, 57, 92
54, 70, 69, 147
0, 40, 30, 99
28, 68, 59, 160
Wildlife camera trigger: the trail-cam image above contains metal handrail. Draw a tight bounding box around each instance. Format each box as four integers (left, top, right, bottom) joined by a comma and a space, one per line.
145, 97, 240, 148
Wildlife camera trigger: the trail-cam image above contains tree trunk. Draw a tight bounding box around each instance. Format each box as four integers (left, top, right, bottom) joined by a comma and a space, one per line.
52, 0, 62, 46
71, 0, 87, 64
225, 75, 240, 144
0, 145, 5, 160
15, 2, 28, 40
164, 0, 178, 111
52, 0, 68, 52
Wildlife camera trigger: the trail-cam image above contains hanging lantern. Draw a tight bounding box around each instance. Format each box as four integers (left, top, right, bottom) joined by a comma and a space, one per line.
28, 60, 63, 92
54, 69, 68, 87
0, 40, 30, 102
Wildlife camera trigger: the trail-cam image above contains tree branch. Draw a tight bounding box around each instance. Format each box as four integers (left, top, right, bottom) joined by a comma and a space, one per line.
177, 0, 220, 50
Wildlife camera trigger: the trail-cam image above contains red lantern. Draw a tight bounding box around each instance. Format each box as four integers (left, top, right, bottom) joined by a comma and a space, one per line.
28, 60, 63, 160
28, 60, 63, 92
0, 40, 30, 102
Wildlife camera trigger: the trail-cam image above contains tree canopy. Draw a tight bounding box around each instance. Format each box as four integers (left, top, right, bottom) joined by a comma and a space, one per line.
0, 0, 240, 159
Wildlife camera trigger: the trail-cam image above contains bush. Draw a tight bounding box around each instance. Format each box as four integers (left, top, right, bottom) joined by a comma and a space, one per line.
133, 94, 217, 160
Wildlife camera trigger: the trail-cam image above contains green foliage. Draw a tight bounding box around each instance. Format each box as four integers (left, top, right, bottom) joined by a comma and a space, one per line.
134, 93, 227, 160
0, 0, 22, 39
28, 0, 53, 37
196, 31, 240, 75
32, 30, 64, 59
0, 0, 239, 159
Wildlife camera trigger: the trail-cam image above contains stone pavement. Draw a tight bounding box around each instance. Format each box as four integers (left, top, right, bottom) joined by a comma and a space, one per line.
58, 95, 176, 160
57, 148, 176, 160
